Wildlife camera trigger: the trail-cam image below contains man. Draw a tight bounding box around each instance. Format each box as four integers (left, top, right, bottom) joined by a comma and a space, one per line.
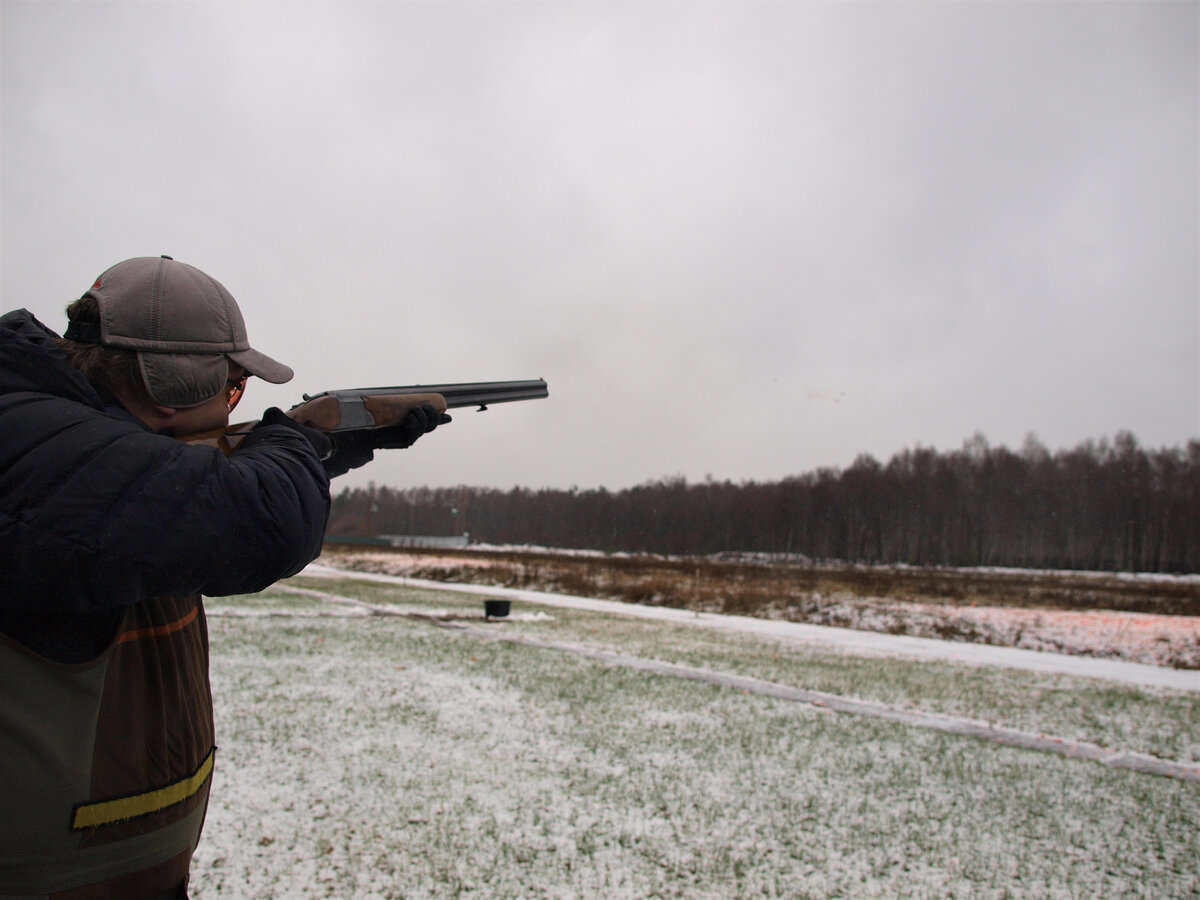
0, 256, 441, 897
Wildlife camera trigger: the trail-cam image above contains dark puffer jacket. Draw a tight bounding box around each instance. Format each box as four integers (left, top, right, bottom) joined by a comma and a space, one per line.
0, 309, 331, 662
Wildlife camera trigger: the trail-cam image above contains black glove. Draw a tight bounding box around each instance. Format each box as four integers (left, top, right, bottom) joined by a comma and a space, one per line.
254, 407, 334, 461
368, 404, 451, 449
324, 404, 451, 478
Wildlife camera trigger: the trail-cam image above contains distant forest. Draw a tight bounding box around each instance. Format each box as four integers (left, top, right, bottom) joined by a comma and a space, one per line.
329, 432, 1200, 573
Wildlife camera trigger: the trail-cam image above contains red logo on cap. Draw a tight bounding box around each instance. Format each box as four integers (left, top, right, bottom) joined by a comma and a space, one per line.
91, 277, 102, 290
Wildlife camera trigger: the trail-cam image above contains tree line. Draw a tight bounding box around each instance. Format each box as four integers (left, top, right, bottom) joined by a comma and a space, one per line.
329, 432, 1200, 573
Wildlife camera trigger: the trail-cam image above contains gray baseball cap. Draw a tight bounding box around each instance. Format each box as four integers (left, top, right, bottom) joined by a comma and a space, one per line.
75, 255, 293, 408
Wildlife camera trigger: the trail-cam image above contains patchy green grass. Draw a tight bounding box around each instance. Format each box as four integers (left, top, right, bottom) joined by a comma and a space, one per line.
280, 575, 1200, 764
192, 575, 1200, 899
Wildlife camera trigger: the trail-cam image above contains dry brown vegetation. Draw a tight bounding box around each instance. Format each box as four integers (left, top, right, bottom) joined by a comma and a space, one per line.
321, 543, 1200, 669
326, 543, 1200, 613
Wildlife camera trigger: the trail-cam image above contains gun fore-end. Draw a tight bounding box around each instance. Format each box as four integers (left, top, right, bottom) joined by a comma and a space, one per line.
288, 392, 449, 432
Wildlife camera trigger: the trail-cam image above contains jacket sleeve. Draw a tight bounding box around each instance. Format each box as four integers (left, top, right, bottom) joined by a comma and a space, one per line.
0, 395, 332, 612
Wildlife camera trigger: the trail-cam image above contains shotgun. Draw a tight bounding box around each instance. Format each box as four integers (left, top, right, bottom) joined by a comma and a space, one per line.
185, 378, 548, 455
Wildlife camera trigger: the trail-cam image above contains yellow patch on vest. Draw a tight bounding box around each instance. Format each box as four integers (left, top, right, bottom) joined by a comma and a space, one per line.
72, 748, 215, 830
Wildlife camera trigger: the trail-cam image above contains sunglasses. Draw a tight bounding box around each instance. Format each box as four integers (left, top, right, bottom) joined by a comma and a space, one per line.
226, 374, 248, 412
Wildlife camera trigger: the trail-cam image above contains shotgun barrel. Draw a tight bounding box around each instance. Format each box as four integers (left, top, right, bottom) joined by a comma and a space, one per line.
300, 379, 549, 413
288, 379, 549, 432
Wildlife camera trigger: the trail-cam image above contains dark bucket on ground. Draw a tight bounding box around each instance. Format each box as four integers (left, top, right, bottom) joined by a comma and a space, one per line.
484, 599, 511, 618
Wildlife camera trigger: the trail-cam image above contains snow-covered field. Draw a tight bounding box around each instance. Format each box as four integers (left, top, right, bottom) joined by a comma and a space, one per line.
307, 563, 1200, 693
323, 550, 1200, 671
190, 571, 1200, 899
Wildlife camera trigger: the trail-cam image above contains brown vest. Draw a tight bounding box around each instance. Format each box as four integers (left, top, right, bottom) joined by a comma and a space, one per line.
0, 594, 215, 898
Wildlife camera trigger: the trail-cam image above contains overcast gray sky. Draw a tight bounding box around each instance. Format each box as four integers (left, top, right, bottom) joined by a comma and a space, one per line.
2, 1, 1197, 491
